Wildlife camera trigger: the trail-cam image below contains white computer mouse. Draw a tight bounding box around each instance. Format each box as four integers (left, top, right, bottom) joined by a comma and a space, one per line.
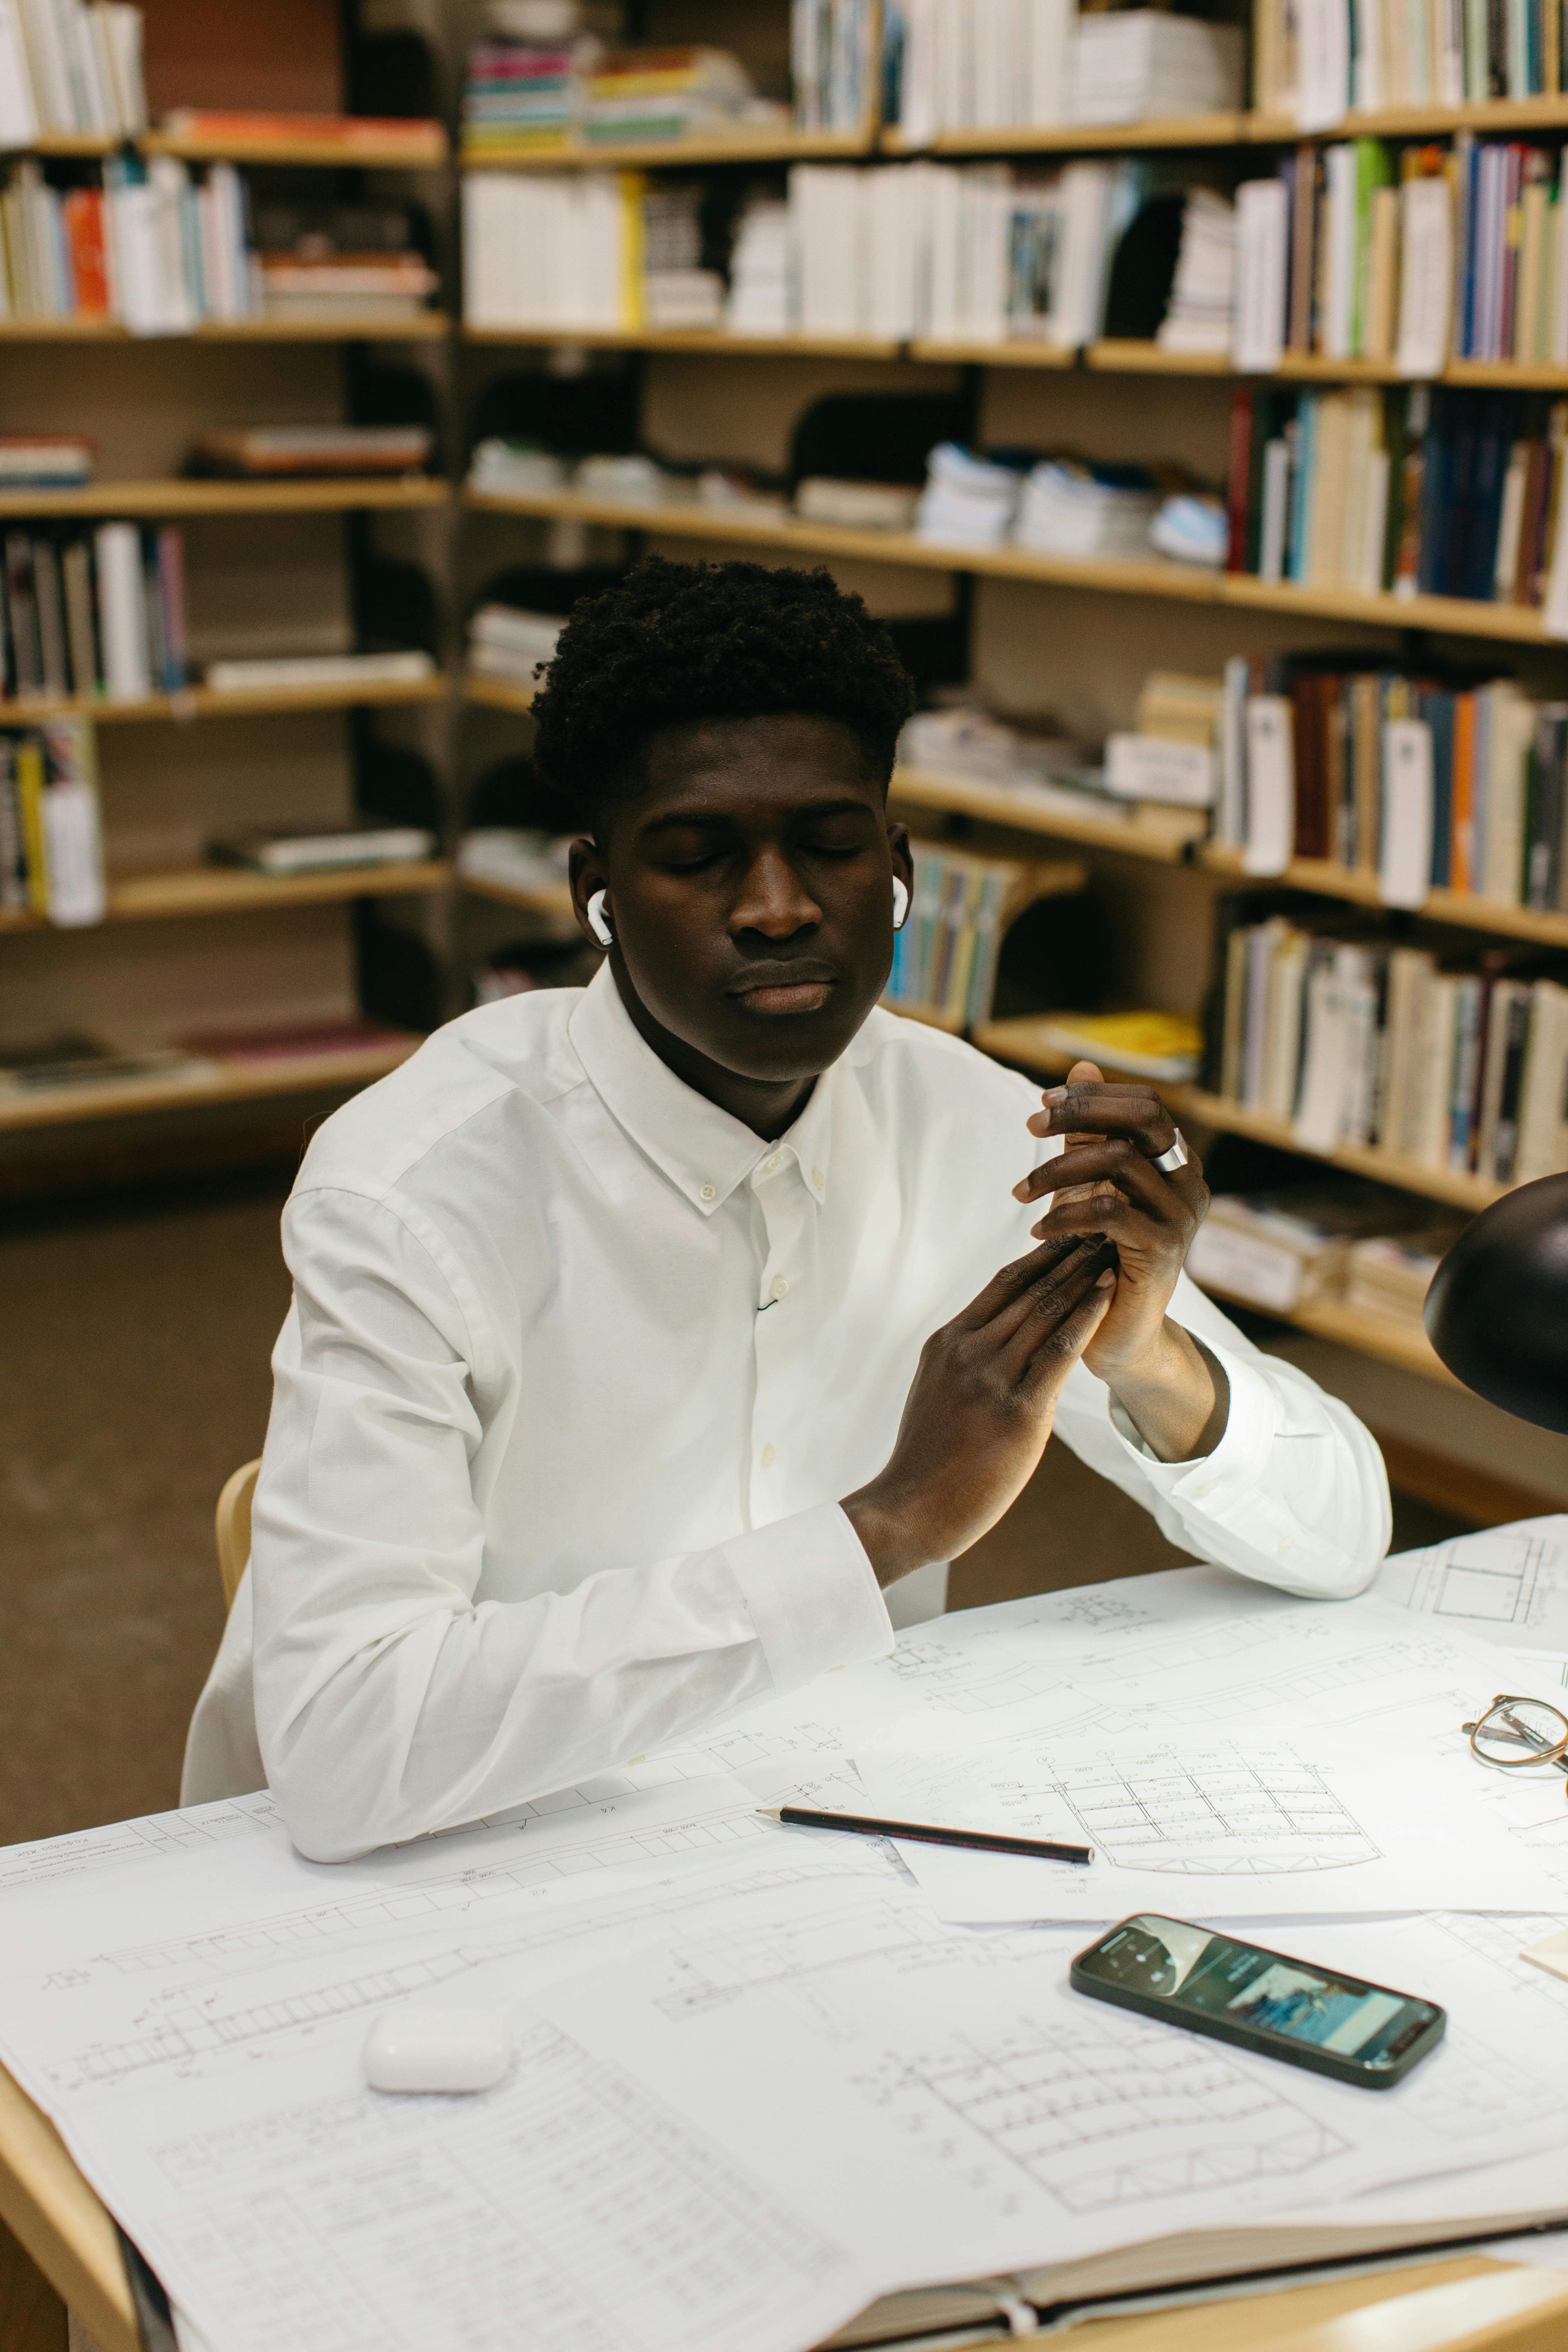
362, 2003, 514, 2094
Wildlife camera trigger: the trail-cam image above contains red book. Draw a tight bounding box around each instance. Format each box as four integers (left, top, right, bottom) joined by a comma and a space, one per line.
62, 189, 108, 318
1225, 386, 1254, 574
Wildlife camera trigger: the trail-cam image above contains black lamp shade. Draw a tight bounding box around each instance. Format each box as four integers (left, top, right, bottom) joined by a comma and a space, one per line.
1424, 1173, 1568, 1434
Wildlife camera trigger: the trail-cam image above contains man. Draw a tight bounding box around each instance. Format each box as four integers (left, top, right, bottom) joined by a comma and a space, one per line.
184, 557, 1388, 1861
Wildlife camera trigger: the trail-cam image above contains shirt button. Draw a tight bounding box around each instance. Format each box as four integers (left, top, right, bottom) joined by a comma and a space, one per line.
763, 1152, 783, 1175
699, 1182, 716, 1203
760, 1443, 776, 1469
769, 1275, 789, 1301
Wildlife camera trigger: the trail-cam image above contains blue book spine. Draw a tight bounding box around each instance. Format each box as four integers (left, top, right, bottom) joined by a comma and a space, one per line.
1428, 687, 1456, 887
1288, 395, 1316, 582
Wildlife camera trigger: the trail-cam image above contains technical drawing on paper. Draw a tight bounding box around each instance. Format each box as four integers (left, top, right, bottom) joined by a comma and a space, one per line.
1378, 1535, 1563, 1634
880, 1638, 1073, 1720
1050, 1753, 1378, 1875
852, 2018, 1350, 2216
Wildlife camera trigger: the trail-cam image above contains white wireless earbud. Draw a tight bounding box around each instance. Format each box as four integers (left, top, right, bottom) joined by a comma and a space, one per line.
586, 889, 614, 949
892, 877, 910, 931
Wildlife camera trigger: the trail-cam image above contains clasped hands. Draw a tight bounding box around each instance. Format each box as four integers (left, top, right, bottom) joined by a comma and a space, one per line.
843, 1062, 1226, 1591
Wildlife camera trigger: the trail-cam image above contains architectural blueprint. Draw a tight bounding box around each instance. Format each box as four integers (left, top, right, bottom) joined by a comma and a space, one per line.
852, 1729, 1563, 1920
1374, 1520, 1568, 1652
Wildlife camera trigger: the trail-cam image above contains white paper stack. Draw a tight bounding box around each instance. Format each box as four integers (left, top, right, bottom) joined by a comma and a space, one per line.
1071, 10, 1244, 123
1014, 460, 1160, 558
915, 442, 1024, 546
467, 440, 569, 497
461, 170, 629, 330
726, 192, 792, 333
466, 604, 564, 682
1155, 187, 1235, 353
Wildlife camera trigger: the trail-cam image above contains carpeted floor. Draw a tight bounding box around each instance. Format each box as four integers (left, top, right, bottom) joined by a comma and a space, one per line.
0, 1178, 1464, 1849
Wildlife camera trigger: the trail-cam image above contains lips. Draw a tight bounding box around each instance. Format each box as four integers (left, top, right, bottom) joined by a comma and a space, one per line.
728, 964, 840, 1018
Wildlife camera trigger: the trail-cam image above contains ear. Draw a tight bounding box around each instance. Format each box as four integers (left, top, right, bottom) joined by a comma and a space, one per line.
567, 836, 610, 952
888, 821, 914, 903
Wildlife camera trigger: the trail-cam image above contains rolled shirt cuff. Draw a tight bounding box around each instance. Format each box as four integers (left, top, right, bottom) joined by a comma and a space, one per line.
1105, 1336, 1278, 1510
724, 1502, 894, 1695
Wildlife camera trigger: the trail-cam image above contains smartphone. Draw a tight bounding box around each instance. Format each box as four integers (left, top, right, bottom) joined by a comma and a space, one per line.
1070, 1914, 1445, 2088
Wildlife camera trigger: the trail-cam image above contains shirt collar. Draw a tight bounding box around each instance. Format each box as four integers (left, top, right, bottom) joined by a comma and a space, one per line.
568, 964, 834, 1216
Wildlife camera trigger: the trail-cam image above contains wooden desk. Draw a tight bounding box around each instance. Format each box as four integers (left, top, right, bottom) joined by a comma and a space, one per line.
3, 2057, 1567, 2352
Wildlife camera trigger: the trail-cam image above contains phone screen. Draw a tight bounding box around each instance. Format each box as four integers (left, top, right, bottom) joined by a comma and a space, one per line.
1078, 1916, 1442, 2073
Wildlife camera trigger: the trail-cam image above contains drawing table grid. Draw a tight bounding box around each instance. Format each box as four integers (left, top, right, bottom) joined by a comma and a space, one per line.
4, 2057, 1568, 2352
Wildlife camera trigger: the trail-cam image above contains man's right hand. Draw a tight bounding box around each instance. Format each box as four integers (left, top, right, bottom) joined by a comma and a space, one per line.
842, 1233, 1115, 1590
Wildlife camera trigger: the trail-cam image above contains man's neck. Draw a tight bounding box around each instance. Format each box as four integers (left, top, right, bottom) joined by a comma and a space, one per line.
611, 965, 817, 1140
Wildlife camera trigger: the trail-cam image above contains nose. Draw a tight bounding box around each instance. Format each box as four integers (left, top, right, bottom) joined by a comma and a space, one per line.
729, 846, 821, 940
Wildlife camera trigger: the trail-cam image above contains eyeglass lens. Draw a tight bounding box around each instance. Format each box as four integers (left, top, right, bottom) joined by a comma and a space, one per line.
1471, 1697, 1568, 1768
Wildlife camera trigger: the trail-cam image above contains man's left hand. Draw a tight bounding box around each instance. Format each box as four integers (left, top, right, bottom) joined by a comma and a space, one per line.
1012, 1060, 1226, 1461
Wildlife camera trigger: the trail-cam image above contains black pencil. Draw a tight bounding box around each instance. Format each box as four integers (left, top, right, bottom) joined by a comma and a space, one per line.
759, 1802, 1093, 1866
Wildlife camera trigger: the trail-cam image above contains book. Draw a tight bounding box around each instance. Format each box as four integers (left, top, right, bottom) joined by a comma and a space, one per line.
190, 426, 433, 478
1007, 1009, 1204, 1082
205, 820, 436, 876
0, 435, 93, 486
202, 651, 436, 692
159, 110, 445, 160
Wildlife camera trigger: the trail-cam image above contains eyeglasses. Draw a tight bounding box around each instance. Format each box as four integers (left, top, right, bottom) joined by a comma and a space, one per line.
1463, 1695, 1568, 1794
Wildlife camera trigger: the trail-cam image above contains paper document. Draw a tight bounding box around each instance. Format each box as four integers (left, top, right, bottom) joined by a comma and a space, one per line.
1375, 1521, 1568, 1652
852, 1729, 1561, 1921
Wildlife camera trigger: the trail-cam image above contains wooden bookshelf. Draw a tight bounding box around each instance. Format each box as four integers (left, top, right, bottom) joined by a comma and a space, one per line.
463, 674, 537, 714
1191, 1279, 1460, 1385
0, 314, 451, 343
462, 872, 576, 918
462, 126, 874, 170
880, 112, 1248, 154
2, 676, 447, 725
0, 1037, 421, 1137
462, 326, 906, 358
1181, 1089, 1506, 1211
142, 126, 448, 167
891, 765, 1204, 861
0, 861, 450, 934
1247, 97, 1568, 139
907, 338, 1078, 369
463, 485, 1568, 644
0, 478, 451, 520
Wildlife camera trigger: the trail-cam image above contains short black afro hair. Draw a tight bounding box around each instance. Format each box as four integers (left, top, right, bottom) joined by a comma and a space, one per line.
529, 554, 916, 830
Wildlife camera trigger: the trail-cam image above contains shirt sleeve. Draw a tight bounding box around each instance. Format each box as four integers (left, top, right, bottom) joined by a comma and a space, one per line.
251, 1188, 892, 1864
1051, 1270, 1391, 1601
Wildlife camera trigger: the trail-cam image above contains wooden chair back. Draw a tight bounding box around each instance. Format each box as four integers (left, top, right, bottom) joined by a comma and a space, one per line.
215, 1459, 261, 1611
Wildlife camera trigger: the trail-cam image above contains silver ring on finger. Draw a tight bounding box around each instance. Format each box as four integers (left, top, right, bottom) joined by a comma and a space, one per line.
1150, 1129, 1189, 1175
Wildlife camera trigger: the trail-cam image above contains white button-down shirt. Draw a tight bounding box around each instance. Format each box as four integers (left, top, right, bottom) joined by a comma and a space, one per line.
184, 966, 1390, 1860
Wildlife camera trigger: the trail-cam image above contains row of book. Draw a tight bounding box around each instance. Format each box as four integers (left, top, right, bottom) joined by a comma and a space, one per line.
3, 524, 184, 701
1214, 663, 1568, 915
461, 159, 1146, 346
0, 0, 145, 146
885, 844, 1031, 1030
0, 715, 104, 925
792, 0, 879, 132
1233, 139, 1568, 376
884, 4, 1242, 139
460, 38, 761, 157
1226, 383, 1568, 620
1256, 0, 1568, 123
1208, 905, 1568, 1185
0, 156, 255, 327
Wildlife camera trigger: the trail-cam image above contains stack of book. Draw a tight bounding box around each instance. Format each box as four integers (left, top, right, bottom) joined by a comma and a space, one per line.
642, 181, 723, 327
883, 4, 1240, 142
1071, 11, 1243, 122
201, 651, 436, 694
1215, 659, 1568, 912
1002, 1007, 1204, 1078
3, 523, 185, 701
0, 435, 93, 488
1209, 905, 1568, 1183
465, 604, 563, 685
0, 714, 104, 925
461, 33, 590, 158
1226, 382, 1568, 610
1186, 1180, 1463, 1325
1257, 0, 1568, 119
205, 819, 436, 876
456, 826, 574, 898
189, 425, 433, 478
256, 249, 436, 321
791, 0, 879, 131
582, 47, 753, 144
0, 156, 254, 329
1156, 189, 1235, 355
885, 844, 1040, 1031
157, 111, 446, 160
898, 704, 1213, 842
1233, 140, 1568, 377
726, 190, 791, 332
0, 0, 146, 147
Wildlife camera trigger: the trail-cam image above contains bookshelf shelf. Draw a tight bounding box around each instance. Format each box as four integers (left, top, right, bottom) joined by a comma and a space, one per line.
467, 486, 1568, 643
907, 338, 1077, 368
461, 325, 906, 357
142, 128, 448, 167
461, 127, 874, 171
2, 677, 447, 725
0, 314, 451, 343
1181, 1088, 1506, 1210
463, 673, 537, 713
1200, 846, 1568, 945
891, 765, 1201, 861
0, 1037, 421, 1137
880, 112, 1246, 155
0, 477, 451, 520
462, 872, 576, 918
1191, 1280, 1459, 1384
1247, 98, 1568, 140
0, 861, 451, 933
